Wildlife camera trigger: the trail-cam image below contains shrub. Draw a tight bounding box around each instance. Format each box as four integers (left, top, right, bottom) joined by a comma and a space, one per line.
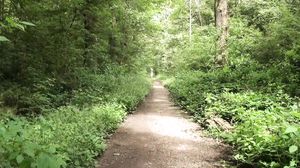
0, 72, 151, 168
204, 91, 300, 167
107, 75, 151, 111
0, 117, 67, 168
0, 104, 126, 168
70, 69, 151, 110
165, 69, 300, 167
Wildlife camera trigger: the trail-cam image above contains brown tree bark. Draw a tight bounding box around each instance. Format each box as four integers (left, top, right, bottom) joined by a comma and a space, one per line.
0, 0, 4, 21
215, 0, 229, 67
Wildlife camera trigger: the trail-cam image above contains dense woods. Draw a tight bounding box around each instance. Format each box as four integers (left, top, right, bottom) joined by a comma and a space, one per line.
0, 0, 300, 167
0, 0, 154, 167
157, 0, 300, 167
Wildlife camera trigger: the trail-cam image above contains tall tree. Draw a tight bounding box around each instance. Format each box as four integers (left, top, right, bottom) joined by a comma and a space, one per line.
215, 0, 229, 67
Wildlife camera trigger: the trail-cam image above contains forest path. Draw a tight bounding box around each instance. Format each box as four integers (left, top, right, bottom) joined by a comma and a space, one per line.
97, 81, 229, 168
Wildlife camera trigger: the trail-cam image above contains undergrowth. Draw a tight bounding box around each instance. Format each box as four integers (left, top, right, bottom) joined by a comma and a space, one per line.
0, 69, 151, 168
163, 66, 300, 168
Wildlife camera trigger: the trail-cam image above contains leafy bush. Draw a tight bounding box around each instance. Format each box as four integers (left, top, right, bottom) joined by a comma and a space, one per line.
1, 79, 69, 115
171, 26, 217, 72
165, 69, 300, 167
70, 69, 151, 111
0, 117, 66, 168
0, 72, 151, 168
167, 69, 244, 114
205, 91, 300, 167
0, 104, 125, 168
106, 75, 151, 111
0, 68, 151, 115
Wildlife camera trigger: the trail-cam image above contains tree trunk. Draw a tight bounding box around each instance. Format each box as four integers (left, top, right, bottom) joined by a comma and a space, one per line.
189, 0, 192, 43
0, 0, 4, 21
82, 1, 97, 67
108, 5, 117, 62
215, 0, 229, 67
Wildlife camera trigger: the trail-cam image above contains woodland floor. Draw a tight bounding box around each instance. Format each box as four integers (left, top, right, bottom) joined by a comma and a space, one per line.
97, 81, 230, 168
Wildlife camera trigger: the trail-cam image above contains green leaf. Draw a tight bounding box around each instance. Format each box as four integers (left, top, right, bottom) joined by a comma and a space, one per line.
285, 126, 297, 134
15, 23, 25, 31
24, 142, 39, 157
289, 145, 298, 154
5, 17, 16, 25
37, 153, 61, 168
16, 155, 24, 164
48, 146, 56, 154
36, 153, 51, 168
290, 160, 296, 167
24, 147, 35, 157
0, 36, 10, 42
20, 21, 36, 27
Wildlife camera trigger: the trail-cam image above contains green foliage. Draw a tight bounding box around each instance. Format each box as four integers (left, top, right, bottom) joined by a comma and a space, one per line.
0, 1, 153, 165
204, 91, 299, 167
152, 0, 300, 167
0, 74, 150, 167
1, 0, 300, 168
70, 68, 151, 111
165, 69, 300, 167
1, 78, 68, 115
0, 117, 67, 168
0, 15, 35, 42
234, 0, 282, 31
0, 104, 124, 168
0, 35, 10, 42
0, 0, 155, 83
35, 104, 125, 167
106, 75, 151, 111
173, 26, 217, 71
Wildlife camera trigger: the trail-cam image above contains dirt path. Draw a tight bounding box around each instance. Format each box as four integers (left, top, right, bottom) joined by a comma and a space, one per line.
97, 81, 229, 168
